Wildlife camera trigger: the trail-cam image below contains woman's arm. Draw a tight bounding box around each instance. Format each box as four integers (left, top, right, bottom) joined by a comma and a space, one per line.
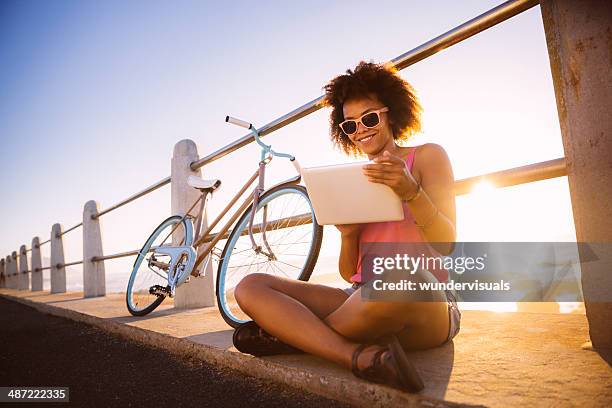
406, 144, 456, 254
362, 144, 456, 254
335, 225, 361, 282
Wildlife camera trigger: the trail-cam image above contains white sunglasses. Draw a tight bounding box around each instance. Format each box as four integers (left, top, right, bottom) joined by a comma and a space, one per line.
339, 107, 389, 135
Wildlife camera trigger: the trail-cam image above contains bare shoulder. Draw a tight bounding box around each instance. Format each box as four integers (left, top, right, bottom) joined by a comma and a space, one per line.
415, 143, 451, 164
413, 143, 452, 175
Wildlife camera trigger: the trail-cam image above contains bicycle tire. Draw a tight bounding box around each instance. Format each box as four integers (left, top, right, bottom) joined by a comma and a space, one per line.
216, 184, 323, 328
126, 215, 193, 316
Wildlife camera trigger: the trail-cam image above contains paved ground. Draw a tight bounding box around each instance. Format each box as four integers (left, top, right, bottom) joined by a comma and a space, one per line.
0, 297, 348, 407
1, 288, 610, 407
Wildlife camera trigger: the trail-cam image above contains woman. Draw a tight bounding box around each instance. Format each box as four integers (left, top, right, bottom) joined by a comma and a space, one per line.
233, 62, 460, 393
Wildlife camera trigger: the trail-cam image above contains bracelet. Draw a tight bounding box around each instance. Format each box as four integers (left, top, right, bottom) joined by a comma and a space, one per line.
404, 183, 422, 202
416, 207, 439, 229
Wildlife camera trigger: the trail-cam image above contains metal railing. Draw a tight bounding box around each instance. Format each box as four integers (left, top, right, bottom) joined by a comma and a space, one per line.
95, 177, 171, 219
37, 239, 51, 248
190, 0, 540, 171
454, 158, 566, 196
4, 0, 566, 293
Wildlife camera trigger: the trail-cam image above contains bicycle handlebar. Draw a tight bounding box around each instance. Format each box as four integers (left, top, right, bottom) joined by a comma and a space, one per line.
226, 115, 270, 152
225, 115, 297, 166
225, 116, 252, 130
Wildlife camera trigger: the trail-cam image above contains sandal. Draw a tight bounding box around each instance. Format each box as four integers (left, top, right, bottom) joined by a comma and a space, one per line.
351, 335, 424, 393
232, 321, 304, 357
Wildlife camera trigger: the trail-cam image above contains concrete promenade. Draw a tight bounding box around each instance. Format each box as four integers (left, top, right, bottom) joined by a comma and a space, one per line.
1, 288, 610, 407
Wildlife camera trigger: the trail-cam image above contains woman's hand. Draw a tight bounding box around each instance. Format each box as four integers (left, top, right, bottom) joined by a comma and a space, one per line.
335, 223, 362, 238
362, 150, 419, 200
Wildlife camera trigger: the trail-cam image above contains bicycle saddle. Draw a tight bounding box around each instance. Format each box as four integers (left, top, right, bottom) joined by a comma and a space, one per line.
187, 175, 221, 192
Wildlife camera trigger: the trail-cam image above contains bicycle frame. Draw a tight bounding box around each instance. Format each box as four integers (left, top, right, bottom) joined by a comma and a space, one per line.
154, 118, 307, 286
191, 163, 278, 271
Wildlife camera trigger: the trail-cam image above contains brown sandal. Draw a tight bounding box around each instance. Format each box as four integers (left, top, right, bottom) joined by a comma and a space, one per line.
351, 336, 424, 393
233, 321, 304, 357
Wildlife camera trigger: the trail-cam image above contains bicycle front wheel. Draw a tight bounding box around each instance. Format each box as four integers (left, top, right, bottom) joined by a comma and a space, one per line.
126, 215, 193, 316
216, 184, 323, 328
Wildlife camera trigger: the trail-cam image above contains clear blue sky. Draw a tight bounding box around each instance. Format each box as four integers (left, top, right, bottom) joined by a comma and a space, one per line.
0, 0, 575, 291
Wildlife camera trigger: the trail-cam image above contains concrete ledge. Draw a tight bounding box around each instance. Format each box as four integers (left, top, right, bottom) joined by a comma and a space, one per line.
1, 289, 610, 407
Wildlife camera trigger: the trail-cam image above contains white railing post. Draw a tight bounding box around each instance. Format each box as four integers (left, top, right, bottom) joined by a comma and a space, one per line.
50, 223, 67, 293
0, 258, 5, 288
5, 256, 10, 289
31, 237, 43, 291
83, 200, 105, 297
5, 256, 13, 289
11, 251, 21, 289
171, 139, 215, 309
18, 245, 29, 290
12, 253, 19, 289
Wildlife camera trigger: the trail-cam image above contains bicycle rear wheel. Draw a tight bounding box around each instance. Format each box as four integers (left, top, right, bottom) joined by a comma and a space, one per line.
126, 215, 193, 316
216, 184, 323, 328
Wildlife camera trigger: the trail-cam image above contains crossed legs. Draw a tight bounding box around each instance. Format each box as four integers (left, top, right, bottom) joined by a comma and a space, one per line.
234, 273, 449, 370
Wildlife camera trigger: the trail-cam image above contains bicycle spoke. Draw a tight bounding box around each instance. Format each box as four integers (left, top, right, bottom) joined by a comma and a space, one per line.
273, 259, 301, 270
226, 260, 272, 269
147, 265, 169, 280
268, 260, 292, 279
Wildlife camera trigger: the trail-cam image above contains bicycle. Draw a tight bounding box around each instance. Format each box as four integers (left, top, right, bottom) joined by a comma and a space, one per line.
126, 116, 323, 327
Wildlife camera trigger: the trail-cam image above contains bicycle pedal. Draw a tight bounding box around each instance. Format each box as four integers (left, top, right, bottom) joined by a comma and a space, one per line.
149, 285, 171, 297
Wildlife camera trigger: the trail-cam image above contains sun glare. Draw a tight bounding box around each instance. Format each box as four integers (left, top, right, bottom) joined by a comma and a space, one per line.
471, 180, 496, 195
458, 302, 518, 313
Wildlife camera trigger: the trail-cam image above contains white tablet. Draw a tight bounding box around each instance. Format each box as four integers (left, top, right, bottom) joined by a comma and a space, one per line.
301, 161, 405, 225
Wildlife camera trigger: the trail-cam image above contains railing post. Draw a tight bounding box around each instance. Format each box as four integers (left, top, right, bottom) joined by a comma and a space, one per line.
0, 258, 5, 288
171, 139, 215, 309
11, 252, 18, 289
541, 0, 612, 350
5, 256, 10, 289
18, 245, 29, 290
50, 223, 67, 293
5, 256, 12, 289
11, 251, 21, 289
83, 200, 105, 297
31, 237, 43, 291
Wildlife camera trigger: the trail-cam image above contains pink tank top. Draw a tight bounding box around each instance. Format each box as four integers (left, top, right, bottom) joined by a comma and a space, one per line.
352, 146, 449, 284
